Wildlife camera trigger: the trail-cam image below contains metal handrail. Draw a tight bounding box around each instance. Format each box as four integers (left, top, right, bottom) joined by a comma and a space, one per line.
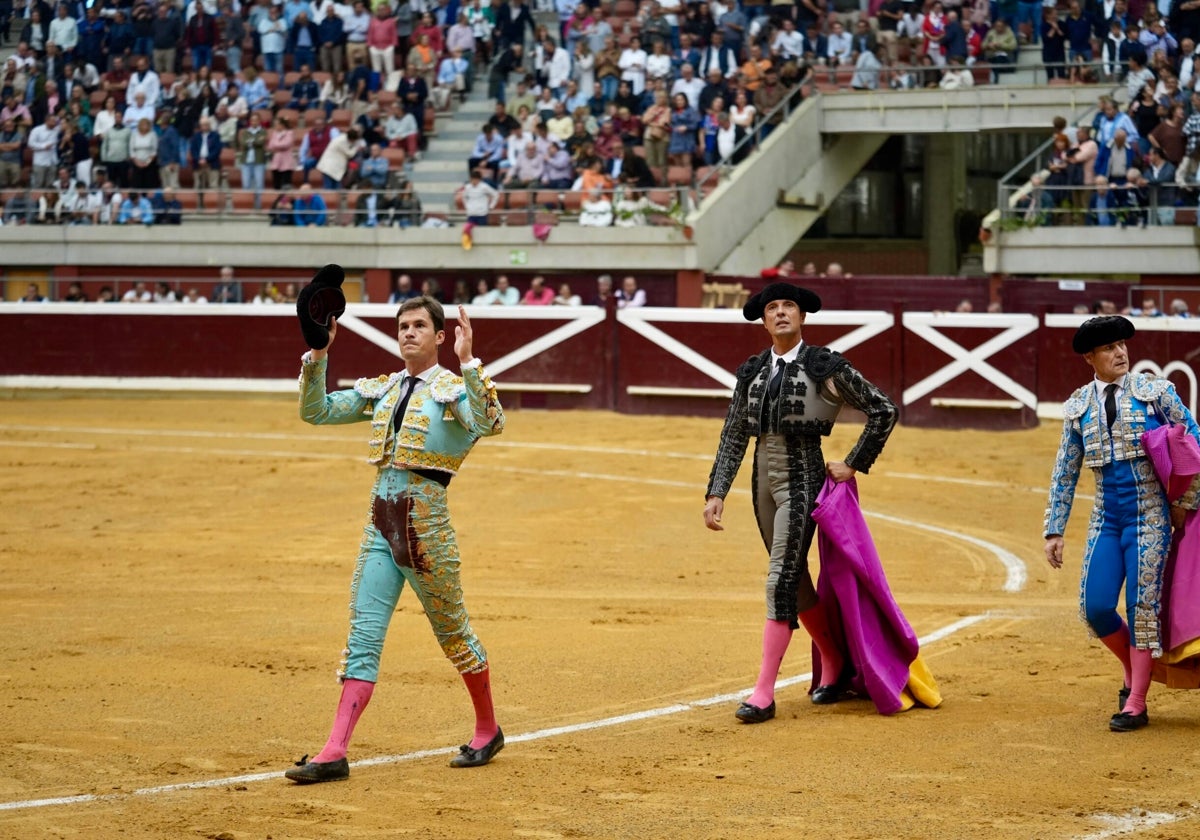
0, 184, 697, 226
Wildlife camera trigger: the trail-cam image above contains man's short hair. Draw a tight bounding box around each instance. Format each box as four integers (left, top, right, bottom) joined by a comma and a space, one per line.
398, 295, 445, 332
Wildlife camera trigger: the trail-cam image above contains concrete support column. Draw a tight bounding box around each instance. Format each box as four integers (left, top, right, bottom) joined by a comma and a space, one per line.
923, 134, 967, 276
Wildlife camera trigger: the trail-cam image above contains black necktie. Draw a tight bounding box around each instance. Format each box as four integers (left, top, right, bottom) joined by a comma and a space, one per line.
768, 358, 785, 400
1104, 383, 1118, 432
392, 376, 420, 430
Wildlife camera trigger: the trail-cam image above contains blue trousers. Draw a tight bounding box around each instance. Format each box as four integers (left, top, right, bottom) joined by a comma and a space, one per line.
1082, 460, 1168, 638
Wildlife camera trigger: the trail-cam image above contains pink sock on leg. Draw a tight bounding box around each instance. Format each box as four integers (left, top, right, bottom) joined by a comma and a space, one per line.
746, 619, 793, 709
1124, 646, 1153, 715
798, 602, 844, 688
462, 666, 499, 749
1099, 624, 1133, 689
312, 678, 374, 764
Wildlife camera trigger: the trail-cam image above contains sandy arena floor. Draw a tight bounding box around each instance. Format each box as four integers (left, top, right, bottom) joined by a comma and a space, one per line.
1, 395, 1199, 840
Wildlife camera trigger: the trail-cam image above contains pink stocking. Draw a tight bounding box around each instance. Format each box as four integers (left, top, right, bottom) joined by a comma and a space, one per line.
1099, 624, 1133, 689
312, 678, 374, 763
798, 601, 844, 688
1123, 646, 1153, 715
746, 619, 793, 708
462, 666, 499, 749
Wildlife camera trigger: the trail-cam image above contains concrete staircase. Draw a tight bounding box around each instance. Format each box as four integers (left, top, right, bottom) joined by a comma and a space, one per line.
410, 87, 494, 214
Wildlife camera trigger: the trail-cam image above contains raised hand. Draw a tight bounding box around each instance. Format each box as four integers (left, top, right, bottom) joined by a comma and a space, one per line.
454, 305, 473, 363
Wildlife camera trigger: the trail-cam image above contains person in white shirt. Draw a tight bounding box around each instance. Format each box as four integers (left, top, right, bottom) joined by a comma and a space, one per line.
122, 281, 154, 303
544, 38, 572, 96
49, 5, 80, 54
128, 56, 162, 109
826, 20, 853, 65
851, 45, 885, 90
670, 62, 705, 109
771, 18, 805, 60
939, 55, 974, 89
553, 282, 582, 305
123, 92, 157, 127
28, 115, 61, 188
460, 168, 499, 222
183, 288, 210, 304
619, 36, 648, 95
579, 186, 613, 226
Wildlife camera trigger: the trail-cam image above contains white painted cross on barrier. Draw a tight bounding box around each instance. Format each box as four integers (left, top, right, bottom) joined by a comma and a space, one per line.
901, 313, 1040, 410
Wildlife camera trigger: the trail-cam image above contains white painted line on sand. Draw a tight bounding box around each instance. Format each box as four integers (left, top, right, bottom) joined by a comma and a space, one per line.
1075, 809, 1186, 840
0, 614, 991, 814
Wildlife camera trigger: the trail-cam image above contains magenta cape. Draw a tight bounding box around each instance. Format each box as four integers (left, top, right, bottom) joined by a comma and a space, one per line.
810, 477, 941, 715
1143, 422, 1200, 684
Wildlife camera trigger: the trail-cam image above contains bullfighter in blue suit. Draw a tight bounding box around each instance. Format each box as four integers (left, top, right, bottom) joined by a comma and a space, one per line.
1044, 315, 1200, 732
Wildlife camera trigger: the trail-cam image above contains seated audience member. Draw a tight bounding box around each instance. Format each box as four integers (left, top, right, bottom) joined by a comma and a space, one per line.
554, 283, 582, 305
541, 141, 575, 189
151, 188, 183, 224
479, 274, 519, 305
579, 186, 614, 226
270, 187, 296, 225
591, 273, 614, 305
520, 275, 556, 304
1084, 175, 1118, 224
505, 141, 546, 188
288, 64, 321, 110
122, 280, 154, 302
385, 101, 420, 159
293, 183, 328, 226
387, 275, 420, 303
615, 274, 647, 307
613, 186, 667, 226
117, 191, 155, 225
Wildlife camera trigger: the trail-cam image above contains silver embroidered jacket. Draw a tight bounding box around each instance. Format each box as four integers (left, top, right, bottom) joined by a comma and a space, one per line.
705, 344, 898, 500
1043, 373, 1200, 539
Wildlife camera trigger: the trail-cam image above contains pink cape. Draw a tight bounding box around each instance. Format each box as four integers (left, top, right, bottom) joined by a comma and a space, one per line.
1143, 423, 1200, 678
810, 477, 941, 715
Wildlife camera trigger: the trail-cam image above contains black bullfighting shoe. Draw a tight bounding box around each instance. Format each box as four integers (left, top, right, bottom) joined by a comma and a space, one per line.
1118, 686, 1130, 712
734, 700, 776, 723
1109, 710, 1150, 732
450, 728, 505, 768
284, 754, 350, 784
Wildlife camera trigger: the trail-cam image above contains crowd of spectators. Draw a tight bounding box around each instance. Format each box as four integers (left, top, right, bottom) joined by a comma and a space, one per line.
382, 269, 645, 305
0, 0, 452, 225
1012, 87, 1200, 227
7, 0, 1200, 229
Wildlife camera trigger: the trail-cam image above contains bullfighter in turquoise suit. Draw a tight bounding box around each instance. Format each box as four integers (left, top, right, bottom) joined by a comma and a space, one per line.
286, 293, 506, 783
1044, 315, 1200, 733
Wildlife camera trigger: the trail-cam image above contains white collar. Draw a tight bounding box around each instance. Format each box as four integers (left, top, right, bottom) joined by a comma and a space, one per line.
771, 341, 803, 366
1093, 373, 1127, 398
405, 363, 441, 383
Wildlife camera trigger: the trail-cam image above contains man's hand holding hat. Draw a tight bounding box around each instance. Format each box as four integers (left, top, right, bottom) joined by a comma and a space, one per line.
297, 264, 348, 351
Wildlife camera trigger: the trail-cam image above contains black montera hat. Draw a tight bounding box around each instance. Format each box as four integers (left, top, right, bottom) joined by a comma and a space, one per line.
742, 282, 822, 322
296, 264, 347, 350
1072, 315, 1135, 354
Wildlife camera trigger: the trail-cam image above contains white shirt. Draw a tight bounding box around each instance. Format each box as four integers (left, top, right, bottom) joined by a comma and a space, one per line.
770, 341, 802, 371
618, 48, 648, 94
772, 30, 805, 59
671, 76, 705, 109
1093, 374, 1126, 430
129, 69, 162, 109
